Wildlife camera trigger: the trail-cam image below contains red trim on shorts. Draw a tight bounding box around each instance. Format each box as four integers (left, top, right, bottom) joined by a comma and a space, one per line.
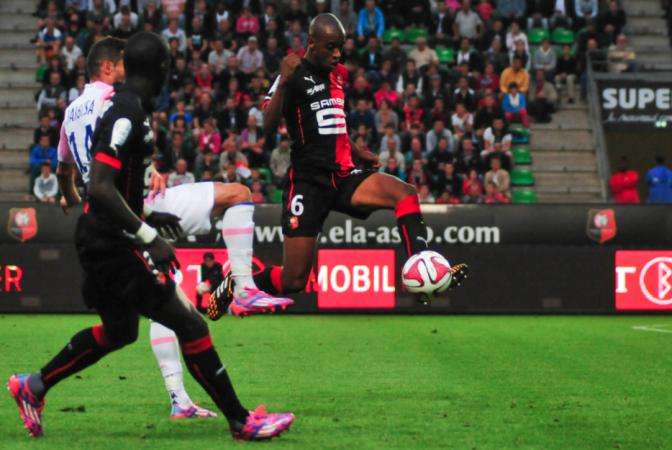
287, 168, 295, 211
181, 335, 213, 355
83, 202, 90, 214
91, 324, 109, 348
132, 249, 153, 273
330, 173, 337, 189
94, 152, 122, 170
296, 107, 305, 144
395, 194, 421, 218
270, 266, 283, 294
329, 65, 354, 172
42, 349, 93, 382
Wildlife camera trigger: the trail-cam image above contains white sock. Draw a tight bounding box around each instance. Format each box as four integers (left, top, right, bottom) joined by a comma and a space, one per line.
149, 321, 192, 407
221, 202, 256, 294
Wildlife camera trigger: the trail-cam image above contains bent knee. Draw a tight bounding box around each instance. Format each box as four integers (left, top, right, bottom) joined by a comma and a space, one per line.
104, 325, 139, 349
282, 274, 308, 294
214, 182, 252, 208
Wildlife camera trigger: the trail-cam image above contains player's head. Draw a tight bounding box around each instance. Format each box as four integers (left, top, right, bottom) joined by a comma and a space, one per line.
86, 37, 125, 84
307, 13, 345, 71
123, 32, 170, 98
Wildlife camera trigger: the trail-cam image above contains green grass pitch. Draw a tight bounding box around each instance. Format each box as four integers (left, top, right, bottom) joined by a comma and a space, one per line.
1, 314, 671, 449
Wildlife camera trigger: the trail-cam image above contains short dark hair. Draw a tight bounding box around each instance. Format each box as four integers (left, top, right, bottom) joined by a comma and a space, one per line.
203, 252, 215, 260
86, 37, 125, 78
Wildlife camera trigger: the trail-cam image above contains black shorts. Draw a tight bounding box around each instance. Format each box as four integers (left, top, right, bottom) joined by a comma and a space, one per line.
75, 215, 175, 315
281, 167, 375, 237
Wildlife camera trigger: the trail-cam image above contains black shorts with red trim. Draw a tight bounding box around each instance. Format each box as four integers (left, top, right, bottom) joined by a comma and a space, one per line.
281, 167, 376, 237
75, 214, 174, 314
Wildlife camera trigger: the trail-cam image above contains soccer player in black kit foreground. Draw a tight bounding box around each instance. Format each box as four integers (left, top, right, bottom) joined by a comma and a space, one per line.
208, 14, 468, 316
7, 32, 294, 441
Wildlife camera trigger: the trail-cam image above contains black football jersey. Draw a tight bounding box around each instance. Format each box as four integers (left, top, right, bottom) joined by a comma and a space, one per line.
88, 87, 154, 221
265, 60, 354, 173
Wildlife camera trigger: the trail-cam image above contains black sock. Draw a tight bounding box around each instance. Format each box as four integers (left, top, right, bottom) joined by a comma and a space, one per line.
396, 194, 428, 256
397, 213, 429, 256
38, 326, 113, 397
252, 266, 282, 295
181, 335, 248, 424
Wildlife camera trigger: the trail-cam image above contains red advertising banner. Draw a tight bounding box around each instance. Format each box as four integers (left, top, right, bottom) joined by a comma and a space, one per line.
615, 251, 672, 311
317, 249, 396, 309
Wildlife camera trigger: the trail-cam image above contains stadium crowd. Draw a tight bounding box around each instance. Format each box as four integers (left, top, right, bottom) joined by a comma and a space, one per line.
31, 0, 629, 205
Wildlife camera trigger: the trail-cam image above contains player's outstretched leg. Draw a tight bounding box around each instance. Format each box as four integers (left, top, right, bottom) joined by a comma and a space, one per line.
149, 291, 294, 440
8, 309, 139, 437
149, 320, 216, 419
208, 184, 293, 319
351, 173, 469, 292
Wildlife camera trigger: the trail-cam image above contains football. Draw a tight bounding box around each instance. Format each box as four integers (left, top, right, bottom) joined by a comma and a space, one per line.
401, 250, 453, 294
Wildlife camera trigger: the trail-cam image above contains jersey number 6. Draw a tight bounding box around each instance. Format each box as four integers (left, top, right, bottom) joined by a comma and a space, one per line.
290, 194, 304, 216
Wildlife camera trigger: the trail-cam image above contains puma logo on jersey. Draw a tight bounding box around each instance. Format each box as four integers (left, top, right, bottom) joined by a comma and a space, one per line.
306, 83, 325, 96
304, 76, 316, 84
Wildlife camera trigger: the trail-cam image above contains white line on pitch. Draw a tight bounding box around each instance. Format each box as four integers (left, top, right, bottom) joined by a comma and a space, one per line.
632, 324, 672, 334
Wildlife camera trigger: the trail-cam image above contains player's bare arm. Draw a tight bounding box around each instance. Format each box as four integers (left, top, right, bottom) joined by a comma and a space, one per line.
263, 53, 301, 133
56, 162, 81, 214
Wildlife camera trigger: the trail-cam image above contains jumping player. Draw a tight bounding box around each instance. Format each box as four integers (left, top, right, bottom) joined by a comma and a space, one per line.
210, 14, 467, 312
8, 32, 294, 440
55, 38, 292, 419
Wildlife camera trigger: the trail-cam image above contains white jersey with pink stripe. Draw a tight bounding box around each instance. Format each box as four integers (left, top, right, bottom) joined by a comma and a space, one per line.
58, 81, 114, 184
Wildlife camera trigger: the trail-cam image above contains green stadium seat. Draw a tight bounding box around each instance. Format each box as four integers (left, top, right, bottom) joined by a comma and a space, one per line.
436, 47, 455, 64
382, 28, 404, 44
269, 188, 283, 204
509, 124, 530, 144
527, 28, 549, 45
551, 28, 574, 45
404, 28, 428, 44
258, 167, 273, 184
511, 168, 535, 186
512, 188, 538, 204
513, 146, 532, 165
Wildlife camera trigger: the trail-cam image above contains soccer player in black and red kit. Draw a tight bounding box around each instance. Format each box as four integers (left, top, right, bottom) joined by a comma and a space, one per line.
212, 14, 468, 302
7, 32, 293, 441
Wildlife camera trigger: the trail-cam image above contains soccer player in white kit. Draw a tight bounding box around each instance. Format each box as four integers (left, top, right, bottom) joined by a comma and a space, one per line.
56, 38, 292, 419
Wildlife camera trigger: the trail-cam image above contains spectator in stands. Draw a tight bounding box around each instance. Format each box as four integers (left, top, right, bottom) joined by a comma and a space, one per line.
37, 17, 63, 64
533, 38, 556, 78
599, 0, 627, 35
485, 36, 509, 73
356, 0, 385, 42
456, 37, 484, 73
270, 135, 291, 184
609, 157, 640, 204
502, 82, 530, 127
33, 162, 59, 203
418, 184, 436, 203
432, 2, 454, 46
162, 17, 187, 52
500, 56, 529, 94
168, 159, 195, 187
60, 35, 82, 72
498, 0, 526, 21
505, 21, 529, 53
112, 5, 138, 39
30, 135, 57, 182
575, 0, 599, 27
170, 132, 195, 171
408, 37, 439, 69
407, 159, 429, 189
485, 155, 511, 200
239, 115, 265, 167
36, 72, 67, 112
235, 6, 260, 39
462, 168, 485, 203
426, 120, 455, 155
528, 70, 558, 123
378, 139, 406, 171
34, 113, 59, 148
433, 162, 462, 202
455, 0, 483, 40
607, 34, 636, 73
474, 93, 503, 137
451, 103, 474, 139
646, 156, 672, 204
208, 38, 232, 75
237, 36, 264, 76
555, 44, 578, 103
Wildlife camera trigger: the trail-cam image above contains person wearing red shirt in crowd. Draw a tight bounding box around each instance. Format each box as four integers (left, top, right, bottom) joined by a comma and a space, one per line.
402, 95, 425, 130
374, 80, 399, 109
609, 157, 641, 204
195, 62, 213, 92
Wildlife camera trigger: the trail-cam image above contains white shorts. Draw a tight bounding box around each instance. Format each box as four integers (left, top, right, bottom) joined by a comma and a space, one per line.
145, 182, 215, 236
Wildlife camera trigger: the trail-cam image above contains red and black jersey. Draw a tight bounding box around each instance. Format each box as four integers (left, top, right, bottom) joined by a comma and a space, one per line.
265, 60, 354, 174
88, 87, 154, 223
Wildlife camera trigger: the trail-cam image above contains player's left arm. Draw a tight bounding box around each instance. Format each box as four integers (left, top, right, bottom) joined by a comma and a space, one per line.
55, 122, 81, 213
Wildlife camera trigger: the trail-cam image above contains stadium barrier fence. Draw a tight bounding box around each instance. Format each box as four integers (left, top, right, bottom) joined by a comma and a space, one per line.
1, 203, 671, 313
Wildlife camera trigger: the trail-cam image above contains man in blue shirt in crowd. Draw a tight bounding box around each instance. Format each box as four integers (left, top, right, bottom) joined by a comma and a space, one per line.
645, 155, 672, 203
